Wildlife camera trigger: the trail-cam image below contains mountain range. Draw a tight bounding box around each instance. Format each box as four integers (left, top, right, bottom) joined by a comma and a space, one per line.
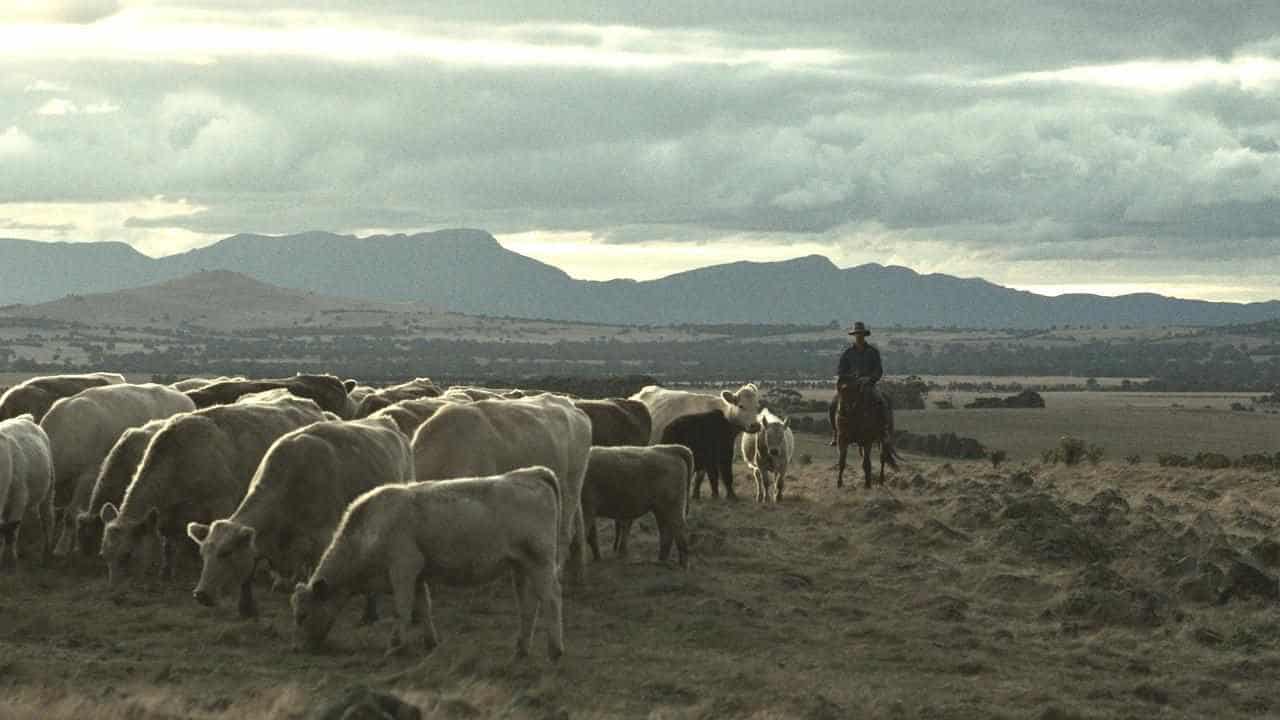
2, 229, 1277, 328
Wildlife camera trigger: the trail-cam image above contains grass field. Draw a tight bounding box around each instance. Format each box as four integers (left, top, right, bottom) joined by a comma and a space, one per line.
4, 450, 1280, 718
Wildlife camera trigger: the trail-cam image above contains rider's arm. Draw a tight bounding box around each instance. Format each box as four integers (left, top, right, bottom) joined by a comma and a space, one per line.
867, 347, 883, 384
837, 348, 852, 379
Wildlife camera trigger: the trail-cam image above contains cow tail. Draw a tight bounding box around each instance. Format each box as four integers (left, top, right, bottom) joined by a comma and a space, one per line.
535, 466, 562, 569
676, 447, 694, 519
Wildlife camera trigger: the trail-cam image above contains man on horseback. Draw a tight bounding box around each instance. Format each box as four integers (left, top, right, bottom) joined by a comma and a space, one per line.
828, 321, 891, 446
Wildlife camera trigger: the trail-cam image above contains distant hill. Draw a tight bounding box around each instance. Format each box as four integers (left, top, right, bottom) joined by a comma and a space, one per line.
0, 270, 437, 332
2, 229, 1277, 328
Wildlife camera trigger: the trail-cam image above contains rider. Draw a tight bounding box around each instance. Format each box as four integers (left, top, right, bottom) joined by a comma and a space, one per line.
828, 321, 888, 446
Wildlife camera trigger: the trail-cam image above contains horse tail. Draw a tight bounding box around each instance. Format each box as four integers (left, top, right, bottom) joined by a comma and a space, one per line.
881, 437, 900, 470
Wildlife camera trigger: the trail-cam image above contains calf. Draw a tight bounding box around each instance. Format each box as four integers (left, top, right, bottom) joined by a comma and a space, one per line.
741, 409, 795, 503
291, 466, 563, 661
573, 398, 651, 447
582, 445, 691, 567
0, 415, 54, 569
660, 410, 743, 500
187, 415, 414, 618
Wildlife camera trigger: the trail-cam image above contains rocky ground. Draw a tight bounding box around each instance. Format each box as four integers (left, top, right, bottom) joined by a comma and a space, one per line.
2, 444, 1280, 718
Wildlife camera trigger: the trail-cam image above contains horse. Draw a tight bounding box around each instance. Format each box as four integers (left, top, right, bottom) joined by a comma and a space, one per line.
834, 380, 899, 489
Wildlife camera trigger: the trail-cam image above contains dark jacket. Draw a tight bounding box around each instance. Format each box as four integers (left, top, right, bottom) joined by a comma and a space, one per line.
838, 343, 883, 383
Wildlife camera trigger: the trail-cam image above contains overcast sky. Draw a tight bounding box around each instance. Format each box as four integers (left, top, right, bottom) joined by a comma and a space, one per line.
3, 2, 1280, 301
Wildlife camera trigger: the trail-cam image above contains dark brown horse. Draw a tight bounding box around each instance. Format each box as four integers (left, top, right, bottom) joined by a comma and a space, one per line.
835, 380, 899, 489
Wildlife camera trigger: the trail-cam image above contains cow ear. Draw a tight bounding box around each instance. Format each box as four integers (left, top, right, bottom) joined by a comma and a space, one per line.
142, 507, 160, 533
187, 522, 211, 545
234, 525, 256, 548
312, 578, 330, 601
343, 379, 357, 392
782, 417, 790, 428
100, 503, 119, 524
721, 390, 737, 405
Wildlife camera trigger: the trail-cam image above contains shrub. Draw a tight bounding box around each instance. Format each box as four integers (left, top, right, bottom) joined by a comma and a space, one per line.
1041, 448, 1060, 464
797, 453, 813, 466
1125, 454, 1142, 465
1157, 453, 1191, 467
990, 450, 1008, 469
1058, 436, 1086, 466
1085, 444, 1105, 465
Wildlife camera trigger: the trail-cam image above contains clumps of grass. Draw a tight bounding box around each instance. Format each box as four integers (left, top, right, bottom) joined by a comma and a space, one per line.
797, 453, 813, 466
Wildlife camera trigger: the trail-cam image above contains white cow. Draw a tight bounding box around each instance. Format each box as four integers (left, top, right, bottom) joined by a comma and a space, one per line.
0, 415, 54, 568
631, 383, 763, 444
740, 409, 795, 503
410, 393, 591, 582
0, 372, 125, 422
40, 383, 196, 555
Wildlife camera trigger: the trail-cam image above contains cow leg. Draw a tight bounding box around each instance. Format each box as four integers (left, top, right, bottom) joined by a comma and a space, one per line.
722, 458, 736, 500
385, 551, 423, 656
836, 445, 848, 488
417, 583, 438, 653
566, 508, 586, 585
656, 511, 673, 563
583, 504, 601, 562
862, 444, 873, 489
237, 577, 259, 619
535, 562, 564, 662
38, 493, 54, 564
512, 570, 535, 660
360, 594, 379, 625
614, 519, 632, 559
775, 465, 786, 502
0, 521, 18, 571
161, 538, 178, 581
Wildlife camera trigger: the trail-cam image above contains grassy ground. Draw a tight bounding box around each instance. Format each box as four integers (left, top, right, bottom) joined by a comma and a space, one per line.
4, 445, 1280, 718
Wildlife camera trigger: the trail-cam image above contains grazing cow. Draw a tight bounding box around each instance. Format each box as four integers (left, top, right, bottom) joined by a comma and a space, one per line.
630, 383, 762, 444
444, 386, 524, 401
98, 394, 326, 586
573, 399, 652, 447
41, 383, 196, 555
73, 418, 168, 558
411, 394, 591, 582
354, 377, 442, 417
291, 466, 563, 660
0, 415, 54, 569
184, 374, 356, 418
168, 376, 245, 392
369, 397, 458, 437
0, 372, 125, 422
188, 415, 413, 618
582, 445, 691, 567
660, 410, 743, 500
741, 410, 795, 503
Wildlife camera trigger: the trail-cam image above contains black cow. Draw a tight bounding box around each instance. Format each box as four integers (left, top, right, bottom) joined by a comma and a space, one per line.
660, 409, 744, 500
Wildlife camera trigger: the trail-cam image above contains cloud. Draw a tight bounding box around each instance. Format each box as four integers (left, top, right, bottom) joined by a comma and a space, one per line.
4, 0, 122, 24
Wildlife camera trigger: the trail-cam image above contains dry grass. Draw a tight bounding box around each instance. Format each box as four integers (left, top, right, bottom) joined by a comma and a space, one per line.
4, 451, 1280, 718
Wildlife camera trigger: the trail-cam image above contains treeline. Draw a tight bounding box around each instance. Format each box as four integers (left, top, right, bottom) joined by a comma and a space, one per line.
3, 323, 1278, 391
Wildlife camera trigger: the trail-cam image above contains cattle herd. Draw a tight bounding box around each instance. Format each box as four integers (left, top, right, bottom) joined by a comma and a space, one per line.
0, 371, 796, 661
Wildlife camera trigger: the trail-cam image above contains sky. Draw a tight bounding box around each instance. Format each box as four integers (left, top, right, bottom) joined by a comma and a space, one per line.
3, 2, 1280, 302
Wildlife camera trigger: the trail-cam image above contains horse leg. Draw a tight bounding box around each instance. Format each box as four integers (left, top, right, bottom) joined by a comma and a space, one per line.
862, 443, 873, 489
836, 443, 847, 489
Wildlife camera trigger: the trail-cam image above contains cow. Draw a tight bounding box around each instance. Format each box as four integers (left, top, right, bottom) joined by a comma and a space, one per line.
184, 374, 356, 419
0, 372, 125, 422
169, 376, 245, 392
73, 418, 168, 558
368, 397, 459, 437
0, 415, 54, 569
741, 409, 795, 503
352, 377, 441, 417
581, 445, 692, 567
41, 383, 196, 556
630, 383, 762, 444
411, 393, 591, 583
187, 415, 414, 618
660, 410, 743, 500
98, 393, 326, 586
444, 386, 523, 401
291, 466, 563, 660
573, 399, 652, 447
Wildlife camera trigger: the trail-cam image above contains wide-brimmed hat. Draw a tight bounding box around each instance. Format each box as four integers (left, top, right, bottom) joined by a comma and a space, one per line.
847, 321, 871, 336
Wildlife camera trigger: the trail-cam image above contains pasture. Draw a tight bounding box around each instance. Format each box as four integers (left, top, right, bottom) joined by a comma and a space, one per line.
4, 450, 1280, 718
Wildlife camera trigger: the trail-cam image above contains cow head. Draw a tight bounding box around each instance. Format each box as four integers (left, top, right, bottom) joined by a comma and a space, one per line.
291, 578, 342, 652
720, 384, 762, 433
74, 510, 106, 558
759, 413, 789, 460
99, 504, 162, 587
188, 520, 257, 607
